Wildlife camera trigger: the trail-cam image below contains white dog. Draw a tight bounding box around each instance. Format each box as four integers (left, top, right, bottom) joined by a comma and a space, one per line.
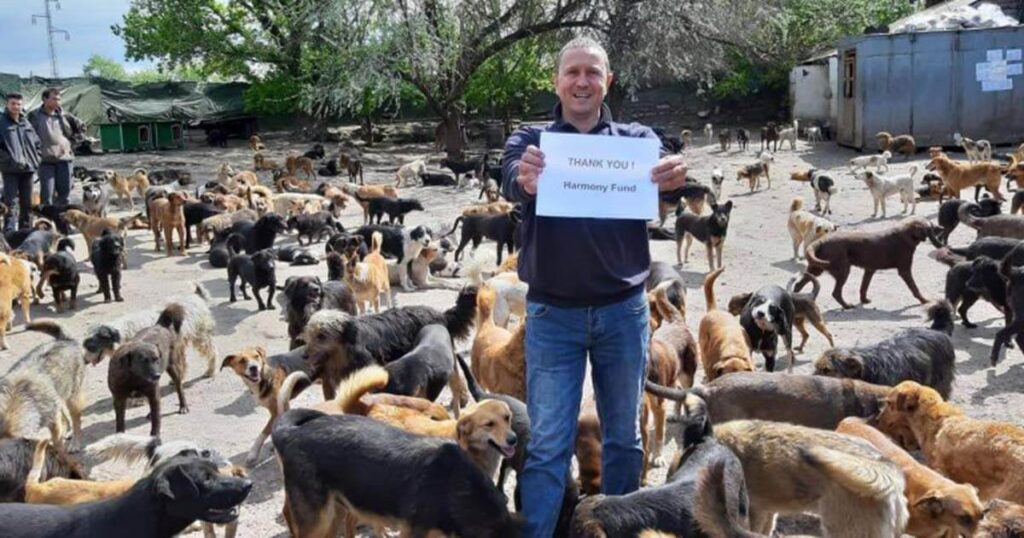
710, 168, 725, 201
395, 159, 427, 187
806, 126, 822, 144
778, 119, 799, 150
788, 197, 838, 259
703, 123, 713, 145
849, 151, 891, 173
858, 165, 918, 218
953, 132, 992, 164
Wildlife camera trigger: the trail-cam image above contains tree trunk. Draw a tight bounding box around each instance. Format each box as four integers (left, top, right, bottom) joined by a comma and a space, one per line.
440, 107, 467, 159
362, 116, 374, 147
608, 83, 627, 121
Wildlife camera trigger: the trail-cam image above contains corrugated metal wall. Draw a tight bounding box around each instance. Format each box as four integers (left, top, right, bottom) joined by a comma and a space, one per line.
837, 26, 1024, 150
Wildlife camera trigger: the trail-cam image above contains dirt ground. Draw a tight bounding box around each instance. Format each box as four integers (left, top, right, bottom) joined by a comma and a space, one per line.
4, 127, 1023, 537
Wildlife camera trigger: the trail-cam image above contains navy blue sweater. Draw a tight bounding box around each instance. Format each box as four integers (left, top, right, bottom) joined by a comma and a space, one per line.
502, 104, 661, 307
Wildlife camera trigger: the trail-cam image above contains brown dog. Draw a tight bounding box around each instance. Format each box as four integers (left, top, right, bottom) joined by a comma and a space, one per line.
837, 417, 984, 538
575, 400, 602, 495
248, 134, 265, 152
929, 154, 1004, 200
107, 169, 150, 209
978, 499, 1024, 537
148, 191, 188, 256
699, 269, 754, 381
285, 154, 315, 180
880, 381, 1024, 505
1007, 155, 1024, 191
252, 152, 279, 172
470, 285, 526, 401
0, 253, 33, 350
877, 131, 916, 158
800, 216, 932, 309
61, 209, 131, 260
343, 232, 391, 313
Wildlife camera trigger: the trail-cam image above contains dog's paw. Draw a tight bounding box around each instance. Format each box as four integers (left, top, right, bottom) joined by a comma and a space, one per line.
178, 406, 190, 415
651, 454, 666, 468
861, 298, 872, 304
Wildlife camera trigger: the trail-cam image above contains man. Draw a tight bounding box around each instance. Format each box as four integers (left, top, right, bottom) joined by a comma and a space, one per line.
502, 37, 688, 537
29, 87, 83, 206
0, 93, 42, 233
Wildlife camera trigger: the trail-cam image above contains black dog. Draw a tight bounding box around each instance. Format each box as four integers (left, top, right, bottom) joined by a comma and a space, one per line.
0, 455, 252, 538
814, 301, 956, 398
367, 197, 424, 225
303, 144, 325, 161
674, 201, 733, 270
183, 202, 222, 248
932, 236, 1021, 264
208, 233, 244, 269
944, 256, 1007, 328
0, 437, 85, 502
227, 245, 277, 311
380, 324, 455, 400
276, 245, 319, 265
760, 122, 779, 152
441, 157, 485, 185
206, 129, 228, 148
326, 251, 345, 280
736, 128, 750, 151
420, 172, 457, 186
317, 158, 341, 177
738, 285, 796, 373
30, 204, 84, 236
91, 229, 125, 303
72, 166, 111, 183
38, 238, 80, 312
149, 169, 193, 186
271, 410, 520, 537
325, 232, 367, 260
218, 213, 288, 254
286, 211, 336, 246
936, 197, 1001, 244
446, 206, 522, 264
279, 275, 356, 349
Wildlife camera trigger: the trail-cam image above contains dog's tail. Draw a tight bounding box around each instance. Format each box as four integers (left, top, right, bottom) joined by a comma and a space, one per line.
476, 285, 498, 326
56, 237, 75, 253
455, 352, 487, 403
191, 281, 213, 303
463, 257, 487, 286
24, 320, 74, 341
85, 433, 161, 466
27, 439, 49, 485
928, 247, 964, 267
957, 202, 983, 229
694, 461, 760, 538
926, 299, 955, 336
334, 365, 389, 414
370, 231, 383, 256
789, 197, 804, 212
652, 280, 684, 323
644, 379, 706, 405
156, 303, 186, 334
908, 165, 919, 180
787, 272, 821, 301
443, 216, 465, 238
703, 268, 725, 311
444, 285, 479, 341
804, 236, 830, 268
276, 371, 311, 416
800, 445, 906, 502
133, 168, 147, 177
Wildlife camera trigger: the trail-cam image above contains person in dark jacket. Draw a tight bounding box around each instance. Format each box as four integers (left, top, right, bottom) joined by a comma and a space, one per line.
0, 93, 42, 233
503, 37, 688, 538
29, 87, 84, 206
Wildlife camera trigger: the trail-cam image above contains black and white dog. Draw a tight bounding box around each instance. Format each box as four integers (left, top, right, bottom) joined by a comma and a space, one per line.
738, 284, 796, 373
353, 224, 432, 291
809, 170, 838, 215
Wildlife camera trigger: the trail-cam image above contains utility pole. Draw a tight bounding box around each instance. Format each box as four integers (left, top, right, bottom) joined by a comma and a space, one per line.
32, 0, 70, 78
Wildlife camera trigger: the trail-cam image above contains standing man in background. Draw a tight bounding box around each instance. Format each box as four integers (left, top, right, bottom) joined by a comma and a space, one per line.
0, 92, 41, 233
30, 87, 83, 206
502, 37, 688, 537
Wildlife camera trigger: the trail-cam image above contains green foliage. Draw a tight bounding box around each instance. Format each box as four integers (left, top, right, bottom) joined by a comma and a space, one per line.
81, 54, 222, 84
82, 54, 128, 80
464, 36, 556, 118
243, 73, 301, 116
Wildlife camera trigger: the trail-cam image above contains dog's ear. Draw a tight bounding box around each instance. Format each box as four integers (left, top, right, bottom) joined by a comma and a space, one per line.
913, 492, 950, 518
109, 327, 122, 344
219, 355, 237, 371
255, 346, 267, 361
154, 473, 176, 500
894, 388, 920, 413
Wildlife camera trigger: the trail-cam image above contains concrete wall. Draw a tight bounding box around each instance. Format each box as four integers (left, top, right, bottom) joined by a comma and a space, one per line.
789, 63, 832, 122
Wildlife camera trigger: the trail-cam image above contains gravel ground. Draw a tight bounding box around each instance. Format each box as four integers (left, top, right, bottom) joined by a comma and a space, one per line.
3, 130, 1022, 537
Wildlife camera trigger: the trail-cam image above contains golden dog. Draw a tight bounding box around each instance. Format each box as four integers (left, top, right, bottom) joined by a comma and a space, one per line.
928, 154, 1003, 200
343, 232, 390, 313
285, 154, 315, 180
248, 134, 266, 152
253, 152, 279, 172
699, 269, 754, 381
0, 253, 33, 350
107, 169, 150, 209
470, 285, 526, 401
148, 191, 188, 256
61, 209, 130, 259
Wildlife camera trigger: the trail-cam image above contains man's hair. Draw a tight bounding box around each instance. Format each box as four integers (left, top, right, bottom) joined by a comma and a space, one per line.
556, 37, 610, 73
42, 87, 61, 100
5, 92, 22, 101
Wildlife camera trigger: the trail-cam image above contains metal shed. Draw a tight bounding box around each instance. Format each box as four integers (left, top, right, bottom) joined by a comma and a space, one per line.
836, 25, 1024, 150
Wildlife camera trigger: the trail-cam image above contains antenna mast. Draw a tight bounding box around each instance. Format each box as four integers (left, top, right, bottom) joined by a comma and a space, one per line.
32, 0, 71, 78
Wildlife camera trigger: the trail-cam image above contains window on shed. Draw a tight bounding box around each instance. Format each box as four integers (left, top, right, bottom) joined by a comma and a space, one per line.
843, 50, 856, 99
138, 125, 151, 143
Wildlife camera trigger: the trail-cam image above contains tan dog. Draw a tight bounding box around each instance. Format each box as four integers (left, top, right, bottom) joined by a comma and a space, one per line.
0, 253, 33, 350
346, 184, 400, 223
107, 169, 150, 209
148, 191, 188, 256
285, 154, 315, 180
395, 159, 427, 187
978, 499, 1024, 537
880, 381, 1024, 505
248, 134, 266, 152
462, 200, 515, 217
788, 197, 836, 260
470, 285, 526, 401
25, 439, 134, 505
274, 173, 313, 193
252, 152, 279, 172
343, 231, 391, 313
699, 269, 754, 381
575, 400, 602, 495
715, 419, 908, 536
1006, 154, 1024, 191
837, 417, 984, 537
61, 209, 130, 259
876, 131, 916, 158
929, 153, 1004, 200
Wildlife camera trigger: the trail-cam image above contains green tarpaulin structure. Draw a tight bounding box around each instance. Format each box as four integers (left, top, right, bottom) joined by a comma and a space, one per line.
0, 74, 249, 136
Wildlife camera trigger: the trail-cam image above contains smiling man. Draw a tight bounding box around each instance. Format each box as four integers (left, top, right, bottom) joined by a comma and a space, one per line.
502, 37, 688, 537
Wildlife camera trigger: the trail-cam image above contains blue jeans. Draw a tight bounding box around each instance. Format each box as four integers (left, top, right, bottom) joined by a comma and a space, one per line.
2, 172, 34, 234
520, 290, 649, 538
38, 160, 72, 206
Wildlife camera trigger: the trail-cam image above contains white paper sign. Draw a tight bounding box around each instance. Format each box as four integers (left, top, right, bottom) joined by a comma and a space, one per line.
982, 79, 1013, 92
987, 49, 1004, 62
1008, 49, 1023, 61
536, 132, 659, 220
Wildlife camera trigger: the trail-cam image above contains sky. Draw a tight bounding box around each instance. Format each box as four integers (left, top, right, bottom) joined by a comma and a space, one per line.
0, 0, 154, 77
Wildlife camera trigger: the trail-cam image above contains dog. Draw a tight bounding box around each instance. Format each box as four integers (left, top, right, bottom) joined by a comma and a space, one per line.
339, 153, 364, 184
788, 197, 837, 259
182, 201, 222, 248
220, 346, 317, 466
0, 437, 85, 502
710, 168, 725, 201
441, 156, 486, 188
941, 255, 1007, 329
760, 122, 779, 152
107, 169, 150, 209
0, 455, 251, 538
658, 180, 713, 223
849, 151, 891, 172
227, 244, 277, 311
957, 201, 1024, 239
217, 213, 288, 254
252, 152, 279, 172
198, 208, 256, 245
798, 216, 934, 309
461, 200, 516, 217
471, 285, 527, 401
728, 273, 834, 354
935, 197, 1002, 243
837, 417, 985, 538
348, 185, 400, 224
89, 230, 125, 303
445, 207, 522, 265
735, 128, 750, 151
954, 132, 992, 164
343, 231, 391, 313
929, 153, 1004, 200
352, 224, 431, 291
877, 131, 916, 159
301, 285, 477, 399
375, 324, 458, 401
60, 208, 131, 258
736, 162, 770, 192
81, 184, 108, 217
699, 269, 755, 381
466, 264, 527, 328
10, 228, 59, 268
718, 129, 732, 152
978, 499, 1024, 537
674, 201, 732, 270
703, 123, 713, 145
271, 409, 520, 537
805, 125, 823, 144
420, 171, 457, 186
248, 134, 265, 152
857, 166, 919, 218
37, 238, 79, 312
737, 278, 796, 373
285, 211, 337, 246
0, 253, 33, 349
30, 204, 83, 236
714, 419, 908, 536
777, 119, 798, 151
148, 191, 188, 256
148, 169, 192, 186
395, 159, 428, 187
880, 381, 1024, 505
278, 275, 356, 349
814, 301, 955, 397
368, 197, 424, 225
0, 321, 85, 450
990, 251, 1024, 366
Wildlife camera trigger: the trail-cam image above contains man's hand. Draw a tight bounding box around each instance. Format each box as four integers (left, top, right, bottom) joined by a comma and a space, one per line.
517, 145, 545, 195
650, 155, 688, 192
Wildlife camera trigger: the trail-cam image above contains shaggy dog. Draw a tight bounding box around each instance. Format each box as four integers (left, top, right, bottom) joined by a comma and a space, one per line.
814, 301, 955, 398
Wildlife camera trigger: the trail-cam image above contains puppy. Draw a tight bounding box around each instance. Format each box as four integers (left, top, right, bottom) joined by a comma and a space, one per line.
343, 231, 391, 313
788, 197, 837, 259
278, 275, 356, 348
675, 201, 732, 270
148, 191, 188, 256
107, 169, 150, 209
226, 245, 277, 311
37, 238, 79, 312
714, 419, 908, 536
90, 230, 125, 303
738, 280, 796, 373
849, 151, 891, 172
446, 207, 522, 265
837, 417, 984, 538
699, 269, 754, 380
798, 216, 934, 309
471, 285, 526, 401
880, 381, 1024, 505
368, 197, 424, 225
81, 184, 109, 217
0, 253, 33, 349
108, 304, 188, 437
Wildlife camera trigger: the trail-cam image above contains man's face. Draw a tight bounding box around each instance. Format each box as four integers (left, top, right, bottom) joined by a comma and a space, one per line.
44, 92, 61, 110
554, 48, 612, 120
6, 98, 22, 118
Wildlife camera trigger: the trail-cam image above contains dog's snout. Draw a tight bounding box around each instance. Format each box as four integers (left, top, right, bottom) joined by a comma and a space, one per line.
247, 365, 258, 374
506, 432, 517, 446
754, 310, 766, 318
